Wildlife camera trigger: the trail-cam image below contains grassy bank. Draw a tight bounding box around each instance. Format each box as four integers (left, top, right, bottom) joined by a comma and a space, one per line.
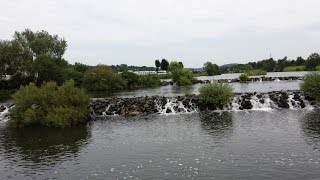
246, 69, 267, 76
284, 66, 306, 72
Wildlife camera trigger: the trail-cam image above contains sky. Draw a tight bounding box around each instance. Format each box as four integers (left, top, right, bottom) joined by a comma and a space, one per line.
0, 0, 320, 68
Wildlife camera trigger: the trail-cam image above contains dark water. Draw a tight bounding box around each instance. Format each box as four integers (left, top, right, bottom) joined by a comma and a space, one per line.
1, 109, 320, 179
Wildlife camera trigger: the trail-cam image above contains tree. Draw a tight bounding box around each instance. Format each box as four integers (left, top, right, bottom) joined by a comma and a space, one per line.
300, 72, 320, 100
13, 29, 68, 81
168, 61, 193, 85
9, 80, 89, 128
155, 59, 161, 71
82, 65, 126, 92
179, 62, 184, 68
121, 71, 140, 89
203, 62, 220, 76
305, 53, 320, 70
160, 59, 169, 71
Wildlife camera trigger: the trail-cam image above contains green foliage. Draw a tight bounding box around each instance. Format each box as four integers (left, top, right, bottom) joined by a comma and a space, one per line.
9, 80, 89, 128
74, 62, 89, 73
300, 72, 320, 100
316, 65, 320, 71
155, 60, 161, 71
121, 71, 140, 89
138, 74, 161, 87
306, 53, 320, 71
199, 82, 234, 106
34, 55, 65, 85
203, 62, 220, 76
239, 73, 249, 82
245, 69, 267, 76
169, 61, 193, 86
82, 65, 126, 92
283, 66, 306, 72
160, 59, 169, 71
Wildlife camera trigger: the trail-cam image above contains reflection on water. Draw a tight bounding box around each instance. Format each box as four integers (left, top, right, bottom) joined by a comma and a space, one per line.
300, 109, 320, 149
200, 112, 233, 139
0, 125, 91, 167
1, 110, 320, 179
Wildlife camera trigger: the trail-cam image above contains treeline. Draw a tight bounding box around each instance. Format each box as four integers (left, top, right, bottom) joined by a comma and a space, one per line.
0, 29, 162, 93
220, 54, 320, 73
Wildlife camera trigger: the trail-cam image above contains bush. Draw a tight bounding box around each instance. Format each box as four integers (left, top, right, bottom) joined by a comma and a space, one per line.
168, 61, 194, 86
121, 71, 140, 89
138, 74, 161, 87
82, 65, 126, 92
284, 66, 306, 72
245, 69, 267, 76
300, 72, 320, 100
239, 73, 249, 82
199, 82, 234, 106
8, 80, 90, 128
316, 65, 320, 71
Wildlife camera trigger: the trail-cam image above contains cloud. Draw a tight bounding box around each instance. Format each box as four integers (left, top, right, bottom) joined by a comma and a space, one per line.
0, 0, 320, 66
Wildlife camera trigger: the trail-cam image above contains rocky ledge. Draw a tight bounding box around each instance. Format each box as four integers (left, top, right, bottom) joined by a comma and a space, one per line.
160, 76, 303, 86
90, 91, 318, 117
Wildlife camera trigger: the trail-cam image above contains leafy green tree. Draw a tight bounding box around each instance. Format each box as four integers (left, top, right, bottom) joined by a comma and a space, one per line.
300, 72, 320, 100
204, 62, 220, 76
121, 71, 140, 89
305, 53, 320, 71
138, 74, 161, 87
13, 29, 68, 82
9, 80, 89, 128
82, 65, 126, 92
179, 62, 184, 68
34, 55, 65, 85
160, 59, 169, 71
169, 61, 193, 85
155, 60, 161, 71
74, 62, 89, 73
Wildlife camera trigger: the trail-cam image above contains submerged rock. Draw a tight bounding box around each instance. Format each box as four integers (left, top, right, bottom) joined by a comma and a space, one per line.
89, 90, 316, 117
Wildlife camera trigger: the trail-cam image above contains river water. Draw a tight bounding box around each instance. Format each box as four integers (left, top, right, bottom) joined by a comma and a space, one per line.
1, 71, 320, 179
115, 71, 309, 98
0, 110, 320, 179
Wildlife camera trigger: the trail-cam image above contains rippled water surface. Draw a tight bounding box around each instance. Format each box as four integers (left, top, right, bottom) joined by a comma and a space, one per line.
1, 109, 320, 179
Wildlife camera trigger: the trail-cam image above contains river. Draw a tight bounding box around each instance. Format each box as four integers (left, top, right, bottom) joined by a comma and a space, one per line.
0, 110, 320, 179
0, 71, 320, 179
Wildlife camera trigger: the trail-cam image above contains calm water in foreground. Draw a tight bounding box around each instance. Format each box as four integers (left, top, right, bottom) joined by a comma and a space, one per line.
1, 109, 320, 179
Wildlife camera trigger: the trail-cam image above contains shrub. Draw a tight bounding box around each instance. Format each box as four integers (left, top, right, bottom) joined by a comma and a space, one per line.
245, 69, 267, 76
8, 80, 90, 128
199, 82, 234, 106
168, 61, 194, 86
239, 73, 249, 82
300, 72, 320, 100
82, 65, 126, 92
138, 74, 161, 88
316, 65, 320, 71
121, 71, 140, 89
284, 66, 306, 72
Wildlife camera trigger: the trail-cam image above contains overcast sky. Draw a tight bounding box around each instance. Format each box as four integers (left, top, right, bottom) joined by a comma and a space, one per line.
1, 0, 320, 67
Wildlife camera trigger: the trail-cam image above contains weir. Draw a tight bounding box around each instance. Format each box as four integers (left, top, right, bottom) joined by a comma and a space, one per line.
89, 91, 318, 117
0, 91, 318, 121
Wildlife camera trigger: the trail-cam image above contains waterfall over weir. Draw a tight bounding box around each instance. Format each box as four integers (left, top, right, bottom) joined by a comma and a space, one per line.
89, 91, 318, 117
0, 91, 317, 121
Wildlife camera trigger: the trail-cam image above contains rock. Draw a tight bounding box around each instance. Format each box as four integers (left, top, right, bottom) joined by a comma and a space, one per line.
241, 100, 253, 109
0, 105, 6, 112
